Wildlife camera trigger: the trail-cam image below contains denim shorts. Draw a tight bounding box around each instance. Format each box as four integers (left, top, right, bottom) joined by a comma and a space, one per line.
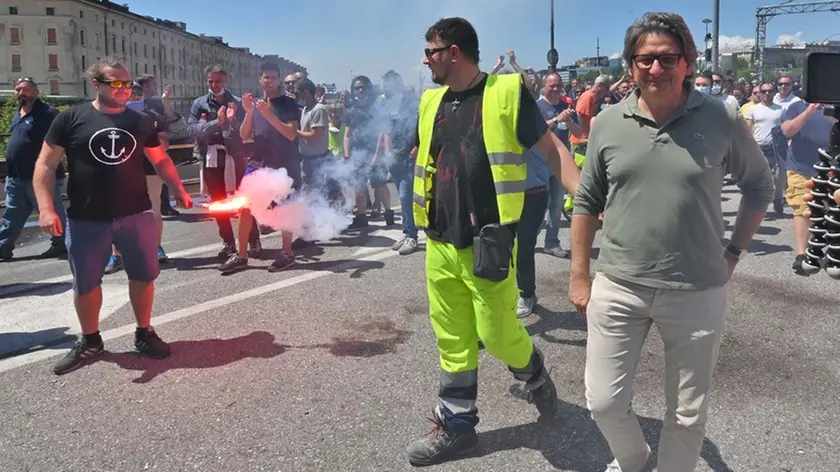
66, 210, 159, 295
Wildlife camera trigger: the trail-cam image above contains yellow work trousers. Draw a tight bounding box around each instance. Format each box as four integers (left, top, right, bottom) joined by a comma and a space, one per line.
426, 237, 537, 419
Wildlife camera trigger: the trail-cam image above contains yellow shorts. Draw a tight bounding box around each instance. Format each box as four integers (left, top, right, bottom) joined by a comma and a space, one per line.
784, 171, 809, 217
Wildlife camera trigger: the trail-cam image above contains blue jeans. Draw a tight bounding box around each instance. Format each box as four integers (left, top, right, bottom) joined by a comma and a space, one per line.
544, 175, 565, 248
389, 160, 417, 239
517, 189, 549, 298
0, 177, 67, 253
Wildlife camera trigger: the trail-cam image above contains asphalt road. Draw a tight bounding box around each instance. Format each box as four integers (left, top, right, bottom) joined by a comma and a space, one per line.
0, 185, 837, 472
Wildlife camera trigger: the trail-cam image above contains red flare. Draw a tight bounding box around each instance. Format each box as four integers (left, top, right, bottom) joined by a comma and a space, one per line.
203, 196, 249, 213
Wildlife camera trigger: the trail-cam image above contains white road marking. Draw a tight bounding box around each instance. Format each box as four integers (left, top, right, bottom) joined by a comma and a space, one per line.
0, 233, 283, 299
0, 247, 403, 373
0, 284, 130, 358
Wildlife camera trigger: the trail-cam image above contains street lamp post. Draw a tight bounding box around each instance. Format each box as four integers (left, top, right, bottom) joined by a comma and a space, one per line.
712, 0, 720, 73
547, 0, 558, 73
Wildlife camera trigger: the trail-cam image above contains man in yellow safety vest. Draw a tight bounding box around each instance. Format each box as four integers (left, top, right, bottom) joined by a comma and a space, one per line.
406, 17, 581, 467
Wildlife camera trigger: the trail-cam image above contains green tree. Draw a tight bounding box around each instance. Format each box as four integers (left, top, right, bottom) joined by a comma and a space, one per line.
733, 56, 752, 80
581, 69, 601, 83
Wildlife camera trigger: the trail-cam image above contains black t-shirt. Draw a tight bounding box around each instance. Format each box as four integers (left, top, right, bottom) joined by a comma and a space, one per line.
45, 103, 160, 221
251, 95, 300, 169
342, 99, 379, 154
415, 76, 548, 249
380, 93, 419, 162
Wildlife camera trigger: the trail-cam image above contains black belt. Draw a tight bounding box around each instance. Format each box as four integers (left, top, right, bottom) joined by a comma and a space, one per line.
525, 185, 547, 195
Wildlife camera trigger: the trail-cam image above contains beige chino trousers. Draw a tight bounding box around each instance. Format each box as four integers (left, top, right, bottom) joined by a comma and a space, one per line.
585, 272, 727, 472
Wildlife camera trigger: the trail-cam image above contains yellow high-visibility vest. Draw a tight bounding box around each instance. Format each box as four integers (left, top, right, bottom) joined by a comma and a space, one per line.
412, 73, 526, 229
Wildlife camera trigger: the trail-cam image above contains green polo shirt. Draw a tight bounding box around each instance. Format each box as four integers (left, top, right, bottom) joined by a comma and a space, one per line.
574, 88, 775, 290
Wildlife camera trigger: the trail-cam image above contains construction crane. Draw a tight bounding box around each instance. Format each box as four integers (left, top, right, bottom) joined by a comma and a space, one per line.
754, 0, 840, 79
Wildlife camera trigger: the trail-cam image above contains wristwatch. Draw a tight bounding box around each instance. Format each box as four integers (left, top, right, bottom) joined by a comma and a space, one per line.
724, 242, 747, 260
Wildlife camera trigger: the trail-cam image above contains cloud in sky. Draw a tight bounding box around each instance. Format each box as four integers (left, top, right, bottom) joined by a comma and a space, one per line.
716, 31, 808, 53
718, 34, 755, 52
776, 31, 805, 45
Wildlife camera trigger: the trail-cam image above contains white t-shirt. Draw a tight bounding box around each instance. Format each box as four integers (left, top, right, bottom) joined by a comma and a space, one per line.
719, 93, 740, 110
773, 93, 801, 113
746, 103, 784, 146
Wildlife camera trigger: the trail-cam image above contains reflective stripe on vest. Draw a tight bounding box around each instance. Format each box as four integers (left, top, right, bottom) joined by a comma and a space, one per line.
412, 74, 526, 229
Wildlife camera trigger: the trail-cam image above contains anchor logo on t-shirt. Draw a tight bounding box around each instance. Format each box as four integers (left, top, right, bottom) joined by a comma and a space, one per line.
88, 127, 137, 165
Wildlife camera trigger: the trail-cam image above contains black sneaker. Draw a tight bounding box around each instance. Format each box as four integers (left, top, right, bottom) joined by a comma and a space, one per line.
384, 210, 396, 226
134, 328, 171, 359
793, 253, 809, 276
40, 243, 67, 259
53, 337, 104, 375
525, 367, 558, 417
218, 243, 235, 260
267, 252, 296, 272
406, 406, 479, 467
0, 248, 13, 261
348, 214, 369, 229
218, 254, 248, 274
247, 240, 262, 258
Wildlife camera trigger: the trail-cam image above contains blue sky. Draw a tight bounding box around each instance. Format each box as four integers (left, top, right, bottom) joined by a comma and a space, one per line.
126, 0, 840, 88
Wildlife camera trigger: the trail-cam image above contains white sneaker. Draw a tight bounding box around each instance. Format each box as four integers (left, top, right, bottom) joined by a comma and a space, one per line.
391, 236, 408, 251
517, 295, 537, 318
398, 237, 418, 255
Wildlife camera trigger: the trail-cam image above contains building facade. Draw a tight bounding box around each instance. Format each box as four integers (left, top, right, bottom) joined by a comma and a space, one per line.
0, 0, 306, 99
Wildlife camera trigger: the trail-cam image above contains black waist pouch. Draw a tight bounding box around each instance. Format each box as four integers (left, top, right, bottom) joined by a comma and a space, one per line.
473, 224, 514, 282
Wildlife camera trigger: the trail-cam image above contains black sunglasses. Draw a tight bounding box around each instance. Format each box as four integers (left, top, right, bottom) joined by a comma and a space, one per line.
424, 45, 451, 58
759, 89, 774, 94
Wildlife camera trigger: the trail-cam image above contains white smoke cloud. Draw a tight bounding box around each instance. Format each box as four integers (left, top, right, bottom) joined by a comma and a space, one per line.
776, 31, 805, 46
237, 168, 352, 242
608, 52, 621, 60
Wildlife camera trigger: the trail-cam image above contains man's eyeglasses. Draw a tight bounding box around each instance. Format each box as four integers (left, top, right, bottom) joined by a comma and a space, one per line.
778, 82, 792, 87
759, 89, 774, 94
98, 79, 133, 89
632, 54, 682, 69
424, 45, 450, 58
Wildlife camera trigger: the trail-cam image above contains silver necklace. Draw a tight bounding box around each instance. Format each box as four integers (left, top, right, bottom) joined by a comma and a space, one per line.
451, 70, 483, 112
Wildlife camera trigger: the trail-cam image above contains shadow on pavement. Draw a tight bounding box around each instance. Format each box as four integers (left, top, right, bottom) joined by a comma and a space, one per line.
101, 331, 286, 384
101, 320, 412, 383
472, 393, 734, 472
526, 306, 587, 347
0, 327, 75, 360
0, 282, 73, 300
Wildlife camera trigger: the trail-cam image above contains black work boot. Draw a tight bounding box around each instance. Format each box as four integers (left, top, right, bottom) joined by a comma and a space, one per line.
525, 367, 558, 418
384, 209, 396, 226
406, 406, 479, 467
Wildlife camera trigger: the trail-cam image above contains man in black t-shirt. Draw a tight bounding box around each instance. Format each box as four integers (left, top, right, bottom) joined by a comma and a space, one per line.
33, 57, 192, 376
405, 18, 580, 466
218, 61, 302, 274
342, 75, 387, 229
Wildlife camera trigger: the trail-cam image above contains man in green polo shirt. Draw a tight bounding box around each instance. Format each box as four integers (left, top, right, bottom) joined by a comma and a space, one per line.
569, 12, 774, 472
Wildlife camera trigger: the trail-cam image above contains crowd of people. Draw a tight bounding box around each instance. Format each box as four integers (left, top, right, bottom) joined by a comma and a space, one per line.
2, 9, 839, 472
